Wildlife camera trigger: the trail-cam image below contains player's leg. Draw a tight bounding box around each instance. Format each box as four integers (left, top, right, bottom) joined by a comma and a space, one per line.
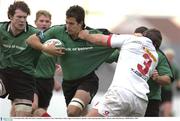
130, 95, 148, 117
5, 69, 35, 117
88, 87, 144, 117
67, 90, 91, 116
145, 100, 161, 116
32, 78, 54, 117
159, 88, 173, 116
32, 93, 39, 111
86, 88, 118, 117
33, 108, 51, 117
0, 73, 6, 96
0, 78, 6, 96
10, 102, 16, 116
160, 101, 172, 116
12, 99, 32, 116
86, 106, 102, 117
32, 78, 40, 115
36, 78, 54, 109
63, 72, 99, 117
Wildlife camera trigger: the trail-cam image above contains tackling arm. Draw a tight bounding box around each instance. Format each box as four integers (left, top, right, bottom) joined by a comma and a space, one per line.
78, 30, 110, 46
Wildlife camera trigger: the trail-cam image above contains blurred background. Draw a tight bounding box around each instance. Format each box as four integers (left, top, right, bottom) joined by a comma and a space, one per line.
0, 0, 180, 117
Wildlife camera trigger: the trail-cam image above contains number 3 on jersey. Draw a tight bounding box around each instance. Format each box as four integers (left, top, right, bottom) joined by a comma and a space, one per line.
137, 53, 152, 76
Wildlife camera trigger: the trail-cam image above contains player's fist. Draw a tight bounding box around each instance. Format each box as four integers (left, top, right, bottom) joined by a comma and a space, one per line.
78, 30, 89, 40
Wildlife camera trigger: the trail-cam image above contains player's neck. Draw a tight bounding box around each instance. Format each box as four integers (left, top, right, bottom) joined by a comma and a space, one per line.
10, 23, 24, 36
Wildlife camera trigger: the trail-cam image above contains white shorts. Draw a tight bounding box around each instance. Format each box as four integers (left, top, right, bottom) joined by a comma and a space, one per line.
94, 87, 147, 117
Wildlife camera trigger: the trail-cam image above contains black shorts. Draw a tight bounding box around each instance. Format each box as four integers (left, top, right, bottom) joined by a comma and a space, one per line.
145, 99, 161, 117
161, 88, 172, 102
0, 68, 35, 101
62, 71, 99, 106
35, 77, 54, 108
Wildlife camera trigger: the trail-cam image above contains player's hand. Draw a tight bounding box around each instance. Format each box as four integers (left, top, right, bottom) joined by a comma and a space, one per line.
42, 42, 65, 56
151, 69, 159, 81
78, 30, 89, 40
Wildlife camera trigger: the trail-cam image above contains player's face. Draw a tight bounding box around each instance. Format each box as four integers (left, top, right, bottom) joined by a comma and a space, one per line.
35, 15, 51, 31
66, 17, 82, 37
10, 9, 28, 32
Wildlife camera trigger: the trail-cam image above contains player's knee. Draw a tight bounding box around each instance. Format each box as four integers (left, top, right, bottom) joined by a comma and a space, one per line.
67, 107, 80, 117
14, 103, 32, 116
15, 104, 32, 116
67, 98, 85, 117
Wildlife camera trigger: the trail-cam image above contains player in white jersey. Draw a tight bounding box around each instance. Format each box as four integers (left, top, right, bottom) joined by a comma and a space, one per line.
78, 29, 161, 117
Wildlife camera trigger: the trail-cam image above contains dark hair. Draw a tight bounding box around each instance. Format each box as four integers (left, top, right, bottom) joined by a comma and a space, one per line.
8, 1, 30, 19
134, 26, 148, 34
66, 5, 85, 28
143, 28, 162, 49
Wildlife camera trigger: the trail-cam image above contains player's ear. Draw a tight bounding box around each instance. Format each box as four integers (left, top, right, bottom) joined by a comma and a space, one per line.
79, 21, 85, 29
8, 15, 13, 20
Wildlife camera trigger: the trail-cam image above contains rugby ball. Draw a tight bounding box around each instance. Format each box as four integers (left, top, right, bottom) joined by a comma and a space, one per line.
42, 39, 64, 56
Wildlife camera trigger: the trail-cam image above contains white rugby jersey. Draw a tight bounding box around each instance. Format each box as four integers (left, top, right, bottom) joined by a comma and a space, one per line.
107, 34, 158, 101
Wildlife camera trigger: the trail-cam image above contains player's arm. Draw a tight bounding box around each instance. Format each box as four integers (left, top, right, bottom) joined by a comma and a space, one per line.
26, 34, 44, 50
26, 34, 63, 56
151, 69, 171, 85
156, 75, 171, 85
78, 30, 110, 46
151, 51, 173, 85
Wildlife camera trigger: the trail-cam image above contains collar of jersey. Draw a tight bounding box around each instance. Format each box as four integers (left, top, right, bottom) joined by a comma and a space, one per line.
7, 22, 27, 32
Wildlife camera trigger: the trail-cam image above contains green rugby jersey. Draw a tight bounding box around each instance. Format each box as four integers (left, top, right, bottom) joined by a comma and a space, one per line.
147, 50, 173, 100
171, 63, 180, 81
0, 22, 40, 75
162, 63, 180, 91
105, 49, 119, 63
38, 25, 115, 80
34, 53, 58, 78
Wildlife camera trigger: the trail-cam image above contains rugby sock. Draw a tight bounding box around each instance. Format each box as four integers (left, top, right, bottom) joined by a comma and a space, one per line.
41, 112, 51, 117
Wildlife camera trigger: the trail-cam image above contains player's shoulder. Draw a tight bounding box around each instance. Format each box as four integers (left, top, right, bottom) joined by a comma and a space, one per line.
85, 26, 102, 34
157, 50, 164, 56
0, 21, 9, 28
44, 24, 66, 33
28, 24, 38, 30
51, 24, 65, 29
86, 26, 112, 35
157, 50, 167, 59
138, 36, 151, 41
0, 21, 8, 25
27, 24, 39, 33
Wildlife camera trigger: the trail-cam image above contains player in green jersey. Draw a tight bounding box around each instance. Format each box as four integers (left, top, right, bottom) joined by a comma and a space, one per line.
146, 50, 173, 116
26, 5, 116, 117
0, 1, 38, 117
32, 10, 62, 117
159, 48, 179, 116
0, 1, 60, 117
